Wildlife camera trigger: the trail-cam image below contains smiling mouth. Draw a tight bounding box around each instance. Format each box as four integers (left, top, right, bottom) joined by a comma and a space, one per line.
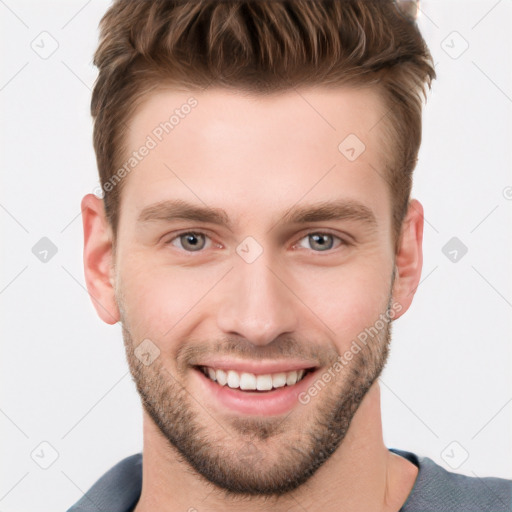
195, 365, 316, 392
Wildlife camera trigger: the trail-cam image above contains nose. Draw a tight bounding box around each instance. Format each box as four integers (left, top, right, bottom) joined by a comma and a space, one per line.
216, 250, 299, 347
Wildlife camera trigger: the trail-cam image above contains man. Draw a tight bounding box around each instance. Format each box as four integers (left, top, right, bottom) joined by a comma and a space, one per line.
68, 0, 512, 511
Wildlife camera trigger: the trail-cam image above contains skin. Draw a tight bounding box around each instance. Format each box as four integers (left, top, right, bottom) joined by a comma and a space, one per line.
82, 86, 423, 511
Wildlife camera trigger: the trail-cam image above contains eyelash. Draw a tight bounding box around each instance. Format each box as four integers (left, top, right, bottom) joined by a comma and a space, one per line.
164, 230, 350, 254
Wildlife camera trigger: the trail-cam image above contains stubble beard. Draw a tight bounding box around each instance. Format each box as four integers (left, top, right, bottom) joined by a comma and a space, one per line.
119, 295, 393, 497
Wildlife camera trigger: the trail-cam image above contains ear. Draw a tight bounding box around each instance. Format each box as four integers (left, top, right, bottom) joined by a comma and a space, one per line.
81, 193, 120, 324
391, 198, 424, 320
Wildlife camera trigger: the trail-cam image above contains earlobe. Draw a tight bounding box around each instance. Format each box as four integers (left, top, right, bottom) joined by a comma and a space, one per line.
82, 193, 120, 325
391, 199, 424, 320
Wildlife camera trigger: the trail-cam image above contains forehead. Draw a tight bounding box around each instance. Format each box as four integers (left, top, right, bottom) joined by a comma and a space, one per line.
126, 85, 387, 152
119, 85, 391, 232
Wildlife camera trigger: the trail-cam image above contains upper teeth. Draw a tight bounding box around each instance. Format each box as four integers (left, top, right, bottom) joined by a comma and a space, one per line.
202, 367, 308, 390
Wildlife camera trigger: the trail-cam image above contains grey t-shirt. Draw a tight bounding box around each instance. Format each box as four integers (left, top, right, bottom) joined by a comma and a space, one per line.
67, 448, 512, 511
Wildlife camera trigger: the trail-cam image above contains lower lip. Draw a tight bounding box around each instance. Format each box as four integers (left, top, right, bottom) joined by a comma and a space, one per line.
193, 367, 318, 416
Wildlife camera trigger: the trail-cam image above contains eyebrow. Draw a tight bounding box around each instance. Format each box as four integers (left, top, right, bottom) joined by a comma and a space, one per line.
137, 198, 378, 231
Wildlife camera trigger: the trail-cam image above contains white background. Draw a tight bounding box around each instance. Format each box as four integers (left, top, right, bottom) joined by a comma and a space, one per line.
1, 1, 511, 510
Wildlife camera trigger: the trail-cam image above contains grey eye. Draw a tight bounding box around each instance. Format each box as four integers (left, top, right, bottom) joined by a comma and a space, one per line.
174, 232, 208, 252
298, 233, 340, 252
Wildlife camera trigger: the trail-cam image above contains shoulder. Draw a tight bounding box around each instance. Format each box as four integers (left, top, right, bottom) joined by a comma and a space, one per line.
66, 453, 142, 512
390, 448, 512, 512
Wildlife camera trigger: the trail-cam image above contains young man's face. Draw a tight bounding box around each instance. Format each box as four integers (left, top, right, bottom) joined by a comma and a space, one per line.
84, 86, 423, 495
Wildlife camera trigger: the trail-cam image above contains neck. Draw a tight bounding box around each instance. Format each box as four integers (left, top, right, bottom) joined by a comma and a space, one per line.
134, 382, 418, 512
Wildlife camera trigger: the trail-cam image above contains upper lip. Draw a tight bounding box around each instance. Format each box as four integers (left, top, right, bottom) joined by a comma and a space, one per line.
194, 358, 318, 375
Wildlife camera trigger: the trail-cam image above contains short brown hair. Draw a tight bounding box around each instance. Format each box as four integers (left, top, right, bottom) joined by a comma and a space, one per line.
91, 0, 435, 250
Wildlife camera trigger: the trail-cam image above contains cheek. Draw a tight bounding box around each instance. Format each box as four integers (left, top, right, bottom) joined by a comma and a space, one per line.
292, 258, 392, 346
118, 259, 209, 343
117, 239, 393, 351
